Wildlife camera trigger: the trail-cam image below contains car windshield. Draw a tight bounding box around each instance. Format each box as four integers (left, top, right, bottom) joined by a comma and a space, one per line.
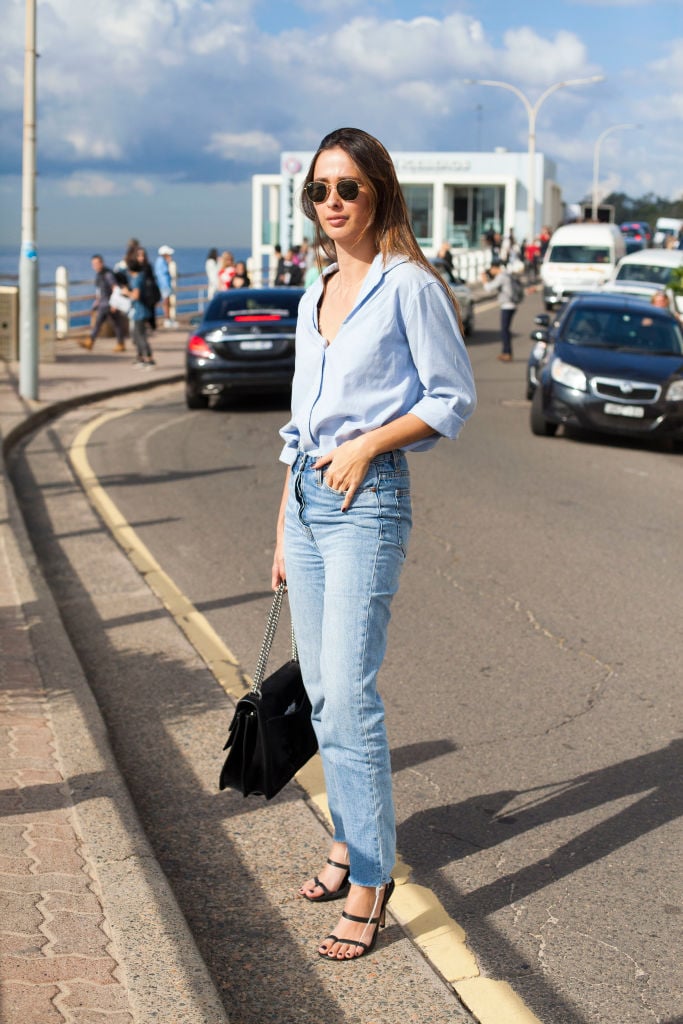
563, 308, 683, 354
549, 246, 611, 264
205, 291, 301, 320
615, 264, 674, 286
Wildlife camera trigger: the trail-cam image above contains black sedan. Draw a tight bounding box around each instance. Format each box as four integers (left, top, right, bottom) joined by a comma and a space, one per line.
185, 288, 304, 408
528, 294, 683, 446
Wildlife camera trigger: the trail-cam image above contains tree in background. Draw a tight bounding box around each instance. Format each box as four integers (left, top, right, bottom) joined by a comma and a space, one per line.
598, 192, 683, 225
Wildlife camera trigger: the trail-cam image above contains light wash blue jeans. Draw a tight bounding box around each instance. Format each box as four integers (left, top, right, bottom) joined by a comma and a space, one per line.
284, 450, 412, 888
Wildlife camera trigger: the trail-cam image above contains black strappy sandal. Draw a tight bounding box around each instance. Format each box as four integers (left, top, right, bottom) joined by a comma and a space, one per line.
318, 878, 395, 960
302, 858, 350, 903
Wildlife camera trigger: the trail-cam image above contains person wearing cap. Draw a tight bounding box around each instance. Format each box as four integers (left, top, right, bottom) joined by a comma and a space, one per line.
154, 245, 177, 327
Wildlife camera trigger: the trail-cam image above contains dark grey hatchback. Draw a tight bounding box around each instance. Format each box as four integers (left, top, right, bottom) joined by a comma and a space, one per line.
185, 288, 304, 408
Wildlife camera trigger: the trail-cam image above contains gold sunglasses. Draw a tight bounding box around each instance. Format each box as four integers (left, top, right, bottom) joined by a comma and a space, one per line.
304, 179, 362, 203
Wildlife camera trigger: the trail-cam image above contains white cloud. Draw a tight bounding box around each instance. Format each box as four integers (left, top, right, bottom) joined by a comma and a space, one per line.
60, 172, 122, 197
205, 131, 281, 162
64, 132, 122, 160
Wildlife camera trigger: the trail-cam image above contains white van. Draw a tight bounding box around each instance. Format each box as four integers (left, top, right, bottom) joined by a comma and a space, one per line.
653, 217, 683, 248
602, 247, 683, 314
541, 223, 626, 310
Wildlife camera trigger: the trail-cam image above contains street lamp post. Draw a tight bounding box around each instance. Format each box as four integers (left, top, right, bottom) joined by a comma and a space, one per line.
19, 0, 38, 400
591, 123, 639, 221
466, 76, 604, 243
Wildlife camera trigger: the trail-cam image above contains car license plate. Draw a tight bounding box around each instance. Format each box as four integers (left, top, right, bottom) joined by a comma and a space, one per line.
604, 402, 645, 418
239, 340, 273, 351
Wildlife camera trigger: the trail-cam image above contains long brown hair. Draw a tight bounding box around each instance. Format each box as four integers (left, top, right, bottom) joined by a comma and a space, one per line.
301, 127, 461, 320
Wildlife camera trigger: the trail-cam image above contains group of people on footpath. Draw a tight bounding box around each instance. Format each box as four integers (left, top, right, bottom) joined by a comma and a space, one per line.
205, 250, 252, 298
82, 240, 179, 367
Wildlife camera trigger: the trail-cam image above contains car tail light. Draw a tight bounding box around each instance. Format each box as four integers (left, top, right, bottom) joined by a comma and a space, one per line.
233, 314, 281, 322
188, 335, 212, 356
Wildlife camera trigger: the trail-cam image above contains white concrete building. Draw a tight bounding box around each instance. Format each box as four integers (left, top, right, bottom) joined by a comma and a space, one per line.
251, 148, 562, 273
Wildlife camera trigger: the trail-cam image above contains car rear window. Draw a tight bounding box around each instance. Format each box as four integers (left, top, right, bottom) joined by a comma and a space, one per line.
563, 308, 683, 354
549, 246, 611, 264
205, 291, 302, 320
615, 264, 673, 286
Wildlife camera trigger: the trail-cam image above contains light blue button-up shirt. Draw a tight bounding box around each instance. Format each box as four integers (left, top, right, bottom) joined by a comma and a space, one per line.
279, 252, 476, 465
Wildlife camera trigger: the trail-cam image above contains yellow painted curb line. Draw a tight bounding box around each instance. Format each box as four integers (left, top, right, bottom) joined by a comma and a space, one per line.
70, 406, 543, 1024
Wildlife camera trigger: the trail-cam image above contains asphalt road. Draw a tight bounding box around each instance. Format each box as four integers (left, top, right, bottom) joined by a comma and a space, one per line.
11, 291, 683, 1024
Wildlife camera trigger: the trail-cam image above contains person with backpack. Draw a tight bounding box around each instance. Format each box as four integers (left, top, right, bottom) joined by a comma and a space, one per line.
123, 253, 156, 368
481, 259, 524, 361
134, 246, 161, 330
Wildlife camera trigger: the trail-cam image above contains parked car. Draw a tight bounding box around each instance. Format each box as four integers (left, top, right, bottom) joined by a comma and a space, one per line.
185, 288, 304, 408
619, 221, 650, 254
431, 260, 474, 336
528, 294, 683, 446
601, 248, 683, 314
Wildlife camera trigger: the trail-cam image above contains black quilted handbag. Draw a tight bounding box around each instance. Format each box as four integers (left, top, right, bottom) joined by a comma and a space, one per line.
219, 584, 317, 799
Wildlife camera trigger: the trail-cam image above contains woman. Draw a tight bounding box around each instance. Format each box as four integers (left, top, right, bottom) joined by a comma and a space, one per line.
271, 128, 476, 962
230, 260, 250, 289
217, 251, 236, 290
205, 248, 219, 299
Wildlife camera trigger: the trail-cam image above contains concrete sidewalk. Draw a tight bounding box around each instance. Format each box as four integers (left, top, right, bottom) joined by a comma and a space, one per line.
0, 328, 231, 1023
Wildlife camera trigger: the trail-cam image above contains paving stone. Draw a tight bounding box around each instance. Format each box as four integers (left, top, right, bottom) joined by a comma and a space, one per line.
0, 889, 43, 932
2, 954, 116, 984
0, 931, 49, 957
42, 911, 111, 958
57, 980, 133, 1015
0, 981, 63, 1024
42, 890, 103, 916
0, 855, 33, 875
0, 823, 27, 855
16, 769, 64, 786
25, 838, 86, 876
30, 820, 82, 843
0, 873, 91, 895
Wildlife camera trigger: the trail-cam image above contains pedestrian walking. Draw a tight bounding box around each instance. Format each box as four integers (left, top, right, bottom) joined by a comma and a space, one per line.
271, 127, 476, 962
481, 260, 524, 361
79, 255, 127, 351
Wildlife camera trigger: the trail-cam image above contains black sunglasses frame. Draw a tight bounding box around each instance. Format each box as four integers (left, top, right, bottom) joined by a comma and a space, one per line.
304, 179, 362, 204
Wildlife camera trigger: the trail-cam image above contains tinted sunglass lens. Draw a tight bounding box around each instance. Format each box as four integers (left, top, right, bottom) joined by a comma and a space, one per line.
337, 180, 360, 201
306, 182, 328, 203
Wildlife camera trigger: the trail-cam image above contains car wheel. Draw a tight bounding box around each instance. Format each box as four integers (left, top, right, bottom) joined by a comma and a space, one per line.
185, 387, 210, 410
463, 314, 473, 338
530, 387, 558, 436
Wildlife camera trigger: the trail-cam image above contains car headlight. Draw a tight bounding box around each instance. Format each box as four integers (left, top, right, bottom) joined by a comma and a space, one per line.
666, 379, 683, 402
550, 358, 587, 392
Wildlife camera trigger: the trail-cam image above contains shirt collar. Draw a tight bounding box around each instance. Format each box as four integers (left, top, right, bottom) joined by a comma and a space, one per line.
316, 251, 409, 301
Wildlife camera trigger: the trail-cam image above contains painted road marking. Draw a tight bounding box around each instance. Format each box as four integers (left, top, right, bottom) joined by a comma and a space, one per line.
70, 405, 543, 1024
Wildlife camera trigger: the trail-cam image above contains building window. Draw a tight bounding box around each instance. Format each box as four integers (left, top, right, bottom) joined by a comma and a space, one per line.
402, 185, 432, 247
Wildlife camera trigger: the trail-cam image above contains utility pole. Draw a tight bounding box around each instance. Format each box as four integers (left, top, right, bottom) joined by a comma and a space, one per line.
19, 0, 38, 400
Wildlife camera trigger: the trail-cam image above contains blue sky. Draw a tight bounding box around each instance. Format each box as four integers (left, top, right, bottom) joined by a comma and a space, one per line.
1, 0, 681, 248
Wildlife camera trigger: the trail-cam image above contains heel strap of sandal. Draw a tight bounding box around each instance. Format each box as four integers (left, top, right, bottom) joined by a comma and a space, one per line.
326, 858, 349, 870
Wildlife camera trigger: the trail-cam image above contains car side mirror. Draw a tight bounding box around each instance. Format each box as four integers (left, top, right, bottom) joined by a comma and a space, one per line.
531, 328, 549, 343
534, 314, 550, 327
